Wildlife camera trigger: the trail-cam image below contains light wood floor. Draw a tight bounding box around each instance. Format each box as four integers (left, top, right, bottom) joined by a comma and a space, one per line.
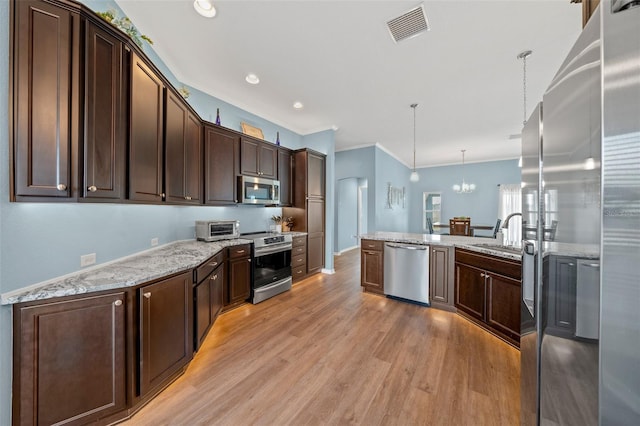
122, 249, 520, 425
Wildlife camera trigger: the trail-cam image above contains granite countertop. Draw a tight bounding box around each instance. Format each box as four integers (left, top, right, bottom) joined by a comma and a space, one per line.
1, 239, 252, 305
360, 232, 599, 261
285, 231, 308, 237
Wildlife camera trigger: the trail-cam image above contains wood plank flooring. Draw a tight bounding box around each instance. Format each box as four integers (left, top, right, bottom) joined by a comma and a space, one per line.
122, 249, 520, 425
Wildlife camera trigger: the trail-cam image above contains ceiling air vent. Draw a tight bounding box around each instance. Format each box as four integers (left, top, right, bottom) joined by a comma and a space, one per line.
387, 4, 430, 43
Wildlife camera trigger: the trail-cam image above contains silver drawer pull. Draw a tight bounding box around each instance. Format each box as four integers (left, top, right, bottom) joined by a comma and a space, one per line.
88, 185, 97, 192
480, 273, 486, 277
209, 262, 218, 267
585, 263, 600, 268
211, 274, 218, 280
185, 196, 192, 200
143, 292, 151, 299
236, 250, 245, 254
114, 300, 122, 306
57, 184, 67, 191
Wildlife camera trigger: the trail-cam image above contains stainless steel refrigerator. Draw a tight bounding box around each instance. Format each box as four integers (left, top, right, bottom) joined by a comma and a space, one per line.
520, 1, 640, 425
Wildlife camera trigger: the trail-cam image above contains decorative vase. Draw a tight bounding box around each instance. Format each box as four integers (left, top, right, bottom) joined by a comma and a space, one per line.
276, 131, 280, 146
215, 108, 221, 125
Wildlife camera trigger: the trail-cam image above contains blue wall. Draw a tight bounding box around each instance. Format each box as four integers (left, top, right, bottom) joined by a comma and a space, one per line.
336, 178, 359, 252
407, 159, 521, 233
335, 147, 375, 233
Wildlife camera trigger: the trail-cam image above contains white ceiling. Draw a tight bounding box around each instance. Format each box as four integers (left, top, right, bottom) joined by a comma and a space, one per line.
116, 0, 582, 167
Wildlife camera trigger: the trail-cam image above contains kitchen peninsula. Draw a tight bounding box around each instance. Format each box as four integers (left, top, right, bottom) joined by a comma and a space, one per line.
359, 231, 522, 347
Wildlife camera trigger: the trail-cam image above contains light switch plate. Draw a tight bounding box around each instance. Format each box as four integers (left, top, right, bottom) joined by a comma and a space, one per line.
80, 253, 96, 267
151, 238, 159, 247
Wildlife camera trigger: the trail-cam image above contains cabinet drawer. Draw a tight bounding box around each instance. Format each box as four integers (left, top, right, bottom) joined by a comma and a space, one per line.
455, 248, 521, 280
361, 239, 383, 251
292, 245, 306, 257
292, 254, 306, 267
292, 236, 306, 247
292, 265, 307, 281
228, 244, 251, 259
195, 251, 225, 284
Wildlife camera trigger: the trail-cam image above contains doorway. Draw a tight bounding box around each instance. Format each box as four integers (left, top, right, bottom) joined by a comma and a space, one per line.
336, 178, 367, 254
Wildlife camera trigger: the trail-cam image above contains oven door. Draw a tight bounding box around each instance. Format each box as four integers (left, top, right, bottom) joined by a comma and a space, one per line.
253, 246, 292, 289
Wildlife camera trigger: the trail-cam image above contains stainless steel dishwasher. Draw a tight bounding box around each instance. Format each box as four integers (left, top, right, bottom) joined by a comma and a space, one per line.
383, 243, 430, 305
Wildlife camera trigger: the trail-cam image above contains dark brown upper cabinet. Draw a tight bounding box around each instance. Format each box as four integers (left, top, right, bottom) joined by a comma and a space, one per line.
84, 20, 127, 200
11, 0, 81, 200
240, 137, 278, 179
204, 125, 240, 205
164, 91, 203, 205
129, 53, 165, 203
278, 148, 292, 206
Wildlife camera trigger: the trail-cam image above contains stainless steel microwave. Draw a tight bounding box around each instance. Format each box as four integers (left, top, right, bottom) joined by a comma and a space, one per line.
195, 220, 240, 242
239, 176, 280, 205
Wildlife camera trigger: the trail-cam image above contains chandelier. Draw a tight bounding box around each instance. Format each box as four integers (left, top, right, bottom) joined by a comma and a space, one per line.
452, 149, 475, 193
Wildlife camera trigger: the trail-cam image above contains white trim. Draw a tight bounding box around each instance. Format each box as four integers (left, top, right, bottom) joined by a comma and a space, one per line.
335, 143, 376, 153
321, 268, 336, 275
334, 143, 412, 169
413, 156, 521, 169
375, 143, 412, 168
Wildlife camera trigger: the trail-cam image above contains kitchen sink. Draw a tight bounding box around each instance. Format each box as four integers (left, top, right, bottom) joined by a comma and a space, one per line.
470, 244, 523, 255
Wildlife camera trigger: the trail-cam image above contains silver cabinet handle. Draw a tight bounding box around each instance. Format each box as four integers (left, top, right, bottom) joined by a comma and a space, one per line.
185, 196, 192, 200
480, 273, 486, 277
568, 263, 575, 266
585, 263, 600, 268
248, 259, 251, 263
213, 274, 218, 280
88, 185, 97, 192
114, 300, 122, 306
143, 292, 151, 299
57, 184, 67, 191
209, 261, 218, 267
236, 250, 245, 254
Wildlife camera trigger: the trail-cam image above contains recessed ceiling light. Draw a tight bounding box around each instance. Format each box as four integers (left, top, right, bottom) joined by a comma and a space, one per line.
245, 73, 260, 85
193, 0, 216, 18
293, 102, 304, 109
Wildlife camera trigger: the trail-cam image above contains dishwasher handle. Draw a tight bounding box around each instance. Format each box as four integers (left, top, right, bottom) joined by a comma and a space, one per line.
385, 243, 427, 251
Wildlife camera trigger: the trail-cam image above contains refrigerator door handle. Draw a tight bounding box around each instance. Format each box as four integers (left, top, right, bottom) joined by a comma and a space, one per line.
522, 241, 535, 317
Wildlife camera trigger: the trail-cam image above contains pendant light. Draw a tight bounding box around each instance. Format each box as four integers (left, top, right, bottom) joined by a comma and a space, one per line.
517, 50, 532, 168
453, 150, 475, 193
409, 103, 420, 182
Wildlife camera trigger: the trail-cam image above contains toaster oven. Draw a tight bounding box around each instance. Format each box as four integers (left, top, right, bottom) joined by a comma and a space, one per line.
195, 220, 240, 242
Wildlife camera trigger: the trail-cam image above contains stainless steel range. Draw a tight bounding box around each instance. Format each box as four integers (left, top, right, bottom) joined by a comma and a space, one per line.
242, 232, 292, 304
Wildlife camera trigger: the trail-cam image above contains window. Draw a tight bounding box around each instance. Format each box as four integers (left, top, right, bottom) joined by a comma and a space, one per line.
423, 192, 442, 231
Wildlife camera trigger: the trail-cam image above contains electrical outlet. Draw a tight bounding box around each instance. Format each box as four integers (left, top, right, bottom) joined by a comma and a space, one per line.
151, 238, 159, 247
80, 253, 96, 267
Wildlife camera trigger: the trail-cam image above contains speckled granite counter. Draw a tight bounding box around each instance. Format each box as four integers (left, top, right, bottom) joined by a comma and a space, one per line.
1, 239, 252, 305
360, 232, 599, 261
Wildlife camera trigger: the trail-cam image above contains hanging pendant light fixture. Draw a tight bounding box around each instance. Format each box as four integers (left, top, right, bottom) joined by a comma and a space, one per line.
453, 149, 475, 193
517, 50, 532, 168
409, 103, 420, 182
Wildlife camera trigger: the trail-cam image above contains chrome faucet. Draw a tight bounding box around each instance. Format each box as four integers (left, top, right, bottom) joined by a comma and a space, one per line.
502, 212, 522, 229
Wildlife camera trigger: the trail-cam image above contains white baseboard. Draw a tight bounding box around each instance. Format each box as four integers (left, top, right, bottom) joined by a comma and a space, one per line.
333, 245, 358, 256
321, 268, 335, 275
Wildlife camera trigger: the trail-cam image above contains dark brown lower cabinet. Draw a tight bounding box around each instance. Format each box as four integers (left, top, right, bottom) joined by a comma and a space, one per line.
13, 292, 127, 425
455, 248, 521, 347
361, 239, 384, 294
194, 264, 224, 351
139, 271, 193, 396
429, 245, 455, 310
226, 245, 251, 307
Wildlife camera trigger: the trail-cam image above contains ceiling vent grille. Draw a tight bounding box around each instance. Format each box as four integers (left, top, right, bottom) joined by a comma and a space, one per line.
387, 4, 430, 43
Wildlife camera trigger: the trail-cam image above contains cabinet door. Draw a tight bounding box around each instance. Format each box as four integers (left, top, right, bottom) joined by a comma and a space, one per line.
228, 257, 251, 305
361, 249, 383, 293
210, 266, 224, 321
13, 0, 80, 198
259, 143, 277, 179
487, 273, 522, 341
14, 292, 126, 425
430, 246, 451, 305
165, 91, 202, 204
194, 280, 211, 351
307, 152, 325, 199
455, 263, 486, 322
278, 149, 292, 205
240, 138, 260, 177
307, 233, 325, 275
129, 54, 164, 202
204, 126, 239, 205
139, 272, 193, 396
554, 257, 577, 332
84, 21, 125, 200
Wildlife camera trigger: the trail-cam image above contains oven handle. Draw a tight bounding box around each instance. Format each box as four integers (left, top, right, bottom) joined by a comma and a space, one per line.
255, 277, 292, 293
254, 242, 293, 257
